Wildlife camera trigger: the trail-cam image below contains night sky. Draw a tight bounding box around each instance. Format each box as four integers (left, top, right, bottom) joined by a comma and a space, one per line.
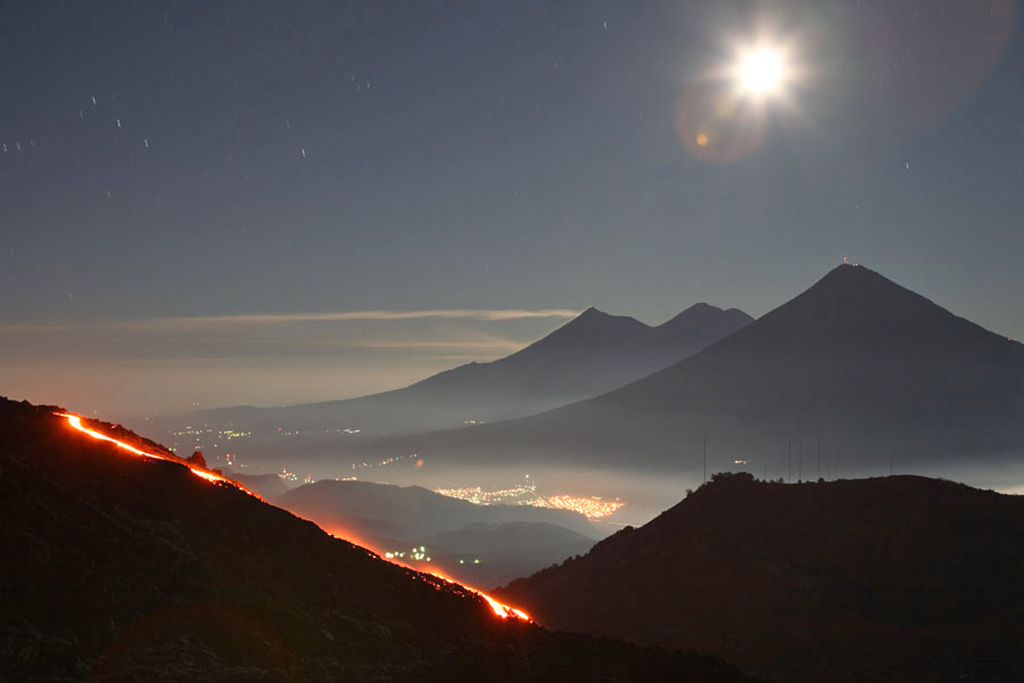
3, 1, 1023, 417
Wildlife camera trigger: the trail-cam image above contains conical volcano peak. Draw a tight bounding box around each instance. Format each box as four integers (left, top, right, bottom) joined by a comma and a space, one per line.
556, 307, 648, 335
728, 263, 1000, 352
575, 306, 611, 320
816, 262, 890, 287
803, 264, 936, 313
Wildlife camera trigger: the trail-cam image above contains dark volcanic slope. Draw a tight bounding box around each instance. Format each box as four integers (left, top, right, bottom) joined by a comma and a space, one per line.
499, 473, 1024, 683
164, 303, 751, 440
357, 265, 1024, 473
0, 398, 757, 682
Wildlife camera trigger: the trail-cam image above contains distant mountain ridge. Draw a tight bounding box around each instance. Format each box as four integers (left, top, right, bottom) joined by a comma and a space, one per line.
150, 302, 752, 445
343, 265, 1024, 476
498, 473, 1024, 682
405, 303, 752, 404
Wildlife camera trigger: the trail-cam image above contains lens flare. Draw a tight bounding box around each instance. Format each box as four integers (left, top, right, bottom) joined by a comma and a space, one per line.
675, 83, 766, 162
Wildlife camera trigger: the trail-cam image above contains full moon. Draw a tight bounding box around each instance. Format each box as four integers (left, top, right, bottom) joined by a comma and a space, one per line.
739, 48, 783, 94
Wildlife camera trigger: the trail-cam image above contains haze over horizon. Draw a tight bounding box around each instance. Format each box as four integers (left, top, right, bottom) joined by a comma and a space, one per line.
4, 1, 1024, 417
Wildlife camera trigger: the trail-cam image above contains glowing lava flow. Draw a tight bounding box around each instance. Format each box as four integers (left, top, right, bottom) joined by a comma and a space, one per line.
57, 413, 263, 498
466, 584, 531, 621
58, 412, 531, 622
408, 564, 530, 621
320, 524, 531, 621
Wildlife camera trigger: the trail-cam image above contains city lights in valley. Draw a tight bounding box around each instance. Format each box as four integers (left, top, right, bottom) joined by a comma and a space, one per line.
435, 483, 624, 519
545, 494, 625, 519
434, 483, 543, 506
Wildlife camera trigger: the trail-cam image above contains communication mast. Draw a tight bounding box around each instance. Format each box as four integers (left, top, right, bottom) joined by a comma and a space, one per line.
816, 428, 821, 480
703, 434, 708, 484
788, 437, 792, 483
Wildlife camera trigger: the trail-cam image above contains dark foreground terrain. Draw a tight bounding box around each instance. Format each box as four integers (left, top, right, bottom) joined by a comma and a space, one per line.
0, 397, 757, 682
499, 472, 1024, 682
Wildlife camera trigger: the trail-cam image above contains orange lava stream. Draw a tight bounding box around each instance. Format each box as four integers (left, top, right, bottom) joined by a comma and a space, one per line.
317, 521, 531, 621
58, 413, 263, 498
399, 562, 531, 621
57, 412, 531, 622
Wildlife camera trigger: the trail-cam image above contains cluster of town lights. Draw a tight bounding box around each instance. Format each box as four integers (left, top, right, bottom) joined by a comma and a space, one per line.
436, 483, 625, 520
545, 494, 625, 519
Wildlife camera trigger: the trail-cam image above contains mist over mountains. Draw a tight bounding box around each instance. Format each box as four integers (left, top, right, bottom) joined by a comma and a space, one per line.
149, 303, 751, 444
340, 265, 1024, 482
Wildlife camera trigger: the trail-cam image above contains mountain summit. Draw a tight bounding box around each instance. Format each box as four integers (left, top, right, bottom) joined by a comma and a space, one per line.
733, 264, 995, 345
